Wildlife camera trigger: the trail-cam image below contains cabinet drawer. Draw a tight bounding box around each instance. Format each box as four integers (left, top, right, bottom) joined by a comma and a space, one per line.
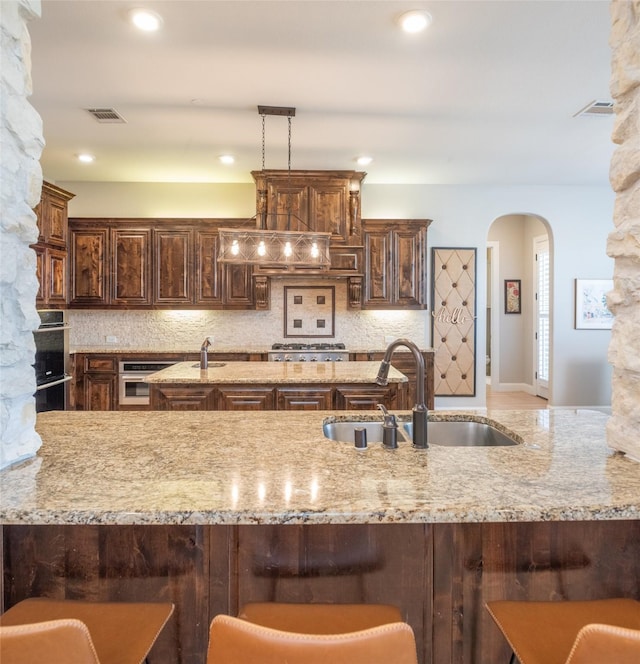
217, 387, 275, 410
276, 387, 333, 410
84, 356, 117, 372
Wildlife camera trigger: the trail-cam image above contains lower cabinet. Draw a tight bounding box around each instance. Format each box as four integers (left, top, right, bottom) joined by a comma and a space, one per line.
276, 387, 333, 410
150, 382, 406, 411
75, 355, 118, 411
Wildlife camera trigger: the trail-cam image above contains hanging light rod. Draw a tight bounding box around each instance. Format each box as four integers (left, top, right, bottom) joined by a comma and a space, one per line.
257, 105, 296, 117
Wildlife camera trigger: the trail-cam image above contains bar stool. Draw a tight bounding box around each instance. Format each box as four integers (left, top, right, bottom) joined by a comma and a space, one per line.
485, 597, 640, 664
566, 623, 640, 664
0, 619, 100, 664
238, 601, 404, 634
0, 597, 174, 664
207, 614, 418, 664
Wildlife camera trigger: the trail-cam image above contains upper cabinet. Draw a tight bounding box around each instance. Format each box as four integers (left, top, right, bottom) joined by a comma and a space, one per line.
33, 181, 75, 309
362, 219, 432, 310
251, 170, 367, 277
68, 219, 256, 310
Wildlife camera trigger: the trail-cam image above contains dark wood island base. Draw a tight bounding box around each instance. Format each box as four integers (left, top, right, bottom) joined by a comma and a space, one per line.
3, 520, 639, 664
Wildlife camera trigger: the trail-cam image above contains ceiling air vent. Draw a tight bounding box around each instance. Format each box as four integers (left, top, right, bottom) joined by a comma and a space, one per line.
85, 108, 127, 123
573, 100, 614, 117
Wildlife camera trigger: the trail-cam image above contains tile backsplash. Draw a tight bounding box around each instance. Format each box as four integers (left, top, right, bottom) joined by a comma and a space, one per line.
68, 280, 429, 351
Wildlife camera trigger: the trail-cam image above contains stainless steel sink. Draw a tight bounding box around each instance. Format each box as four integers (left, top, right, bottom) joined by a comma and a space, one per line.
323, 419, 520, 446
403, 421, 519, 446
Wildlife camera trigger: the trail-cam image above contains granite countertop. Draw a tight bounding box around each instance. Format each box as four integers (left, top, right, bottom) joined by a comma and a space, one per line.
144, 361, 408, 384
69, 347, 434, 355
1, 409, 638, 526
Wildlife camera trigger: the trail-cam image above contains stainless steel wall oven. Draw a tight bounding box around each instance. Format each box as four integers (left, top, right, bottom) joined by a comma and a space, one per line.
34, 310, 70, 412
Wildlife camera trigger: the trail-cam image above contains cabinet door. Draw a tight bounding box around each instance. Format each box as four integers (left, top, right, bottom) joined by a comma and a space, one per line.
47, 247, 67, 306
217, 387, 275, 410
363, 228, 392, 307
112, 228, 152, 305
267, 182, 309, 231
309, 183, 349, 242
222, 264, 254, 308
155, 230, 193, 305
84, 373, 117, 411
34, 245, 46, 305
151, 385, 217, 410
195, 230, 223, 306
334, 385, 400, 410
70, 227, 108, 306
45, 192, 69, 247
276, 387, 333, 410
394, 228, 425, 308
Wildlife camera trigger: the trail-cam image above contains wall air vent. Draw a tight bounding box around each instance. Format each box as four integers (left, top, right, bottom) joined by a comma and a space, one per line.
85, 108, 127, 123
573, 100, 614, 117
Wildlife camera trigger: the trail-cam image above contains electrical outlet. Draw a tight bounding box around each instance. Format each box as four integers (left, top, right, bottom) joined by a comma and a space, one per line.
384, 335, 395, 344
105, 335, 118, 344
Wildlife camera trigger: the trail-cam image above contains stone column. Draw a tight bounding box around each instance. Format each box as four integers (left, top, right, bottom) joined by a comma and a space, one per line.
606, 1, 640, 460
0, 0, 44, 469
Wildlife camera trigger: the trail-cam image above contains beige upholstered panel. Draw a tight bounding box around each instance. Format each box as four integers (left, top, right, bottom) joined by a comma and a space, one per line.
431, 248, 476, 396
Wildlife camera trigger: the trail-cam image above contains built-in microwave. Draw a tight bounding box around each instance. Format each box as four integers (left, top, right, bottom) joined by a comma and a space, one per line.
118, 361, 176, 406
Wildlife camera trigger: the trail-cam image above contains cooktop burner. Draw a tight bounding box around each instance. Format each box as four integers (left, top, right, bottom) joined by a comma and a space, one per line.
271, 342, 346, 351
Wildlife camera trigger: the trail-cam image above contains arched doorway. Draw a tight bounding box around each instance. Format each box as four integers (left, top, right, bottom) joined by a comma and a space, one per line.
486, 214, 552, 401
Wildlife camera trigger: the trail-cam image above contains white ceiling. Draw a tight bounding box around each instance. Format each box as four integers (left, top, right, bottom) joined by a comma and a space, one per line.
29, 0, 615, 186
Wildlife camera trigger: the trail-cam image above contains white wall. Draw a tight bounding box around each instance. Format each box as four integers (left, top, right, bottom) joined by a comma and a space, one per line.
58, 180, 615, 409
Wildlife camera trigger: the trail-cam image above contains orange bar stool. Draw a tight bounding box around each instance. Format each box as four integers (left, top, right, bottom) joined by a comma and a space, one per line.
485, 597, 640, 664
207, 613, 418, 664
238, 601, 404, 634
0, 619, 101, 664
0, 597, 174, 664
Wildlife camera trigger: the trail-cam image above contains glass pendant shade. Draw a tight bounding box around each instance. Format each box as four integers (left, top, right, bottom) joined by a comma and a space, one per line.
218, 228, 331, 267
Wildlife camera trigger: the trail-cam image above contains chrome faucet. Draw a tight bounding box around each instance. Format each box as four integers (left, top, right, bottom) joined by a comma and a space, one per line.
200, 336, 213, 369
376, 338, 428, 448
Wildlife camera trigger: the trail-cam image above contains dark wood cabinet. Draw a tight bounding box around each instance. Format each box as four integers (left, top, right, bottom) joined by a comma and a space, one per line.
362, 219, 431, 310
112, 227, 152, 305
33, 181, 74, 308
70, 227, 108, 306
334, 384, 402, 410
69, 219, 255, 309
276, 387, 333, 410
74, 355, 118, 411
251, 170, 366, 280
154, 228, 192, 305
151, 381, 406, 411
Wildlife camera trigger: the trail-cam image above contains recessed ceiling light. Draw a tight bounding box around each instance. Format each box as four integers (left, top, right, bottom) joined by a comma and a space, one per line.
77, 153, 95, 164
128, 8, 163, 32
357, 156, 373, 166
219, 155, 235, 165
398, 10, 432, 33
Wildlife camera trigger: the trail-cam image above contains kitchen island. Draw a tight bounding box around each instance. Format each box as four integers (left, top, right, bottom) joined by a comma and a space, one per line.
1, 409, 639, 663
145, 360, 409, 410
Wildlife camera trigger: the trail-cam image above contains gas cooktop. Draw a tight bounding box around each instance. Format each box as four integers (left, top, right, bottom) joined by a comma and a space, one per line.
271, 343, 346, 351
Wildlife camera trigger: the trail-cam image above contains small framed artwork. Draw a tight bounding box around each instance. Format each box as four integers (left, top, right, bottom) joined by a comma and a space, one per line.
284, 286, 335, 337
504, 279, 521, 314
575, 279, 614, 329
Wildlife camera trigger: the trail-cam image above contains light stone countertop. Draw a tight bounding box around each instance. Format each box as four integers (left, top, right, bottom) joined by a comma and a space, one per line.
69, 347, 434, 355
144, 361, 408, 384
1, 409, 638, 526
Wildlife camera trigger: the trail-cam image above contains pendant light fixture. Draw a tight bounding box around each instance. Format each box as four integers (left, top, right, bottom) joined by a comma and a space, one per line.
217, 106, 331, 268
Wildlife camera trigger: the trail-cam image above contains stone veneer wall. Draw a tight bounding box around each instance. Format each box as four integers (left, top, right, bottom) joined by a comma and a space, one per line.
0, 0, 43, 469
606, 0, 640, 460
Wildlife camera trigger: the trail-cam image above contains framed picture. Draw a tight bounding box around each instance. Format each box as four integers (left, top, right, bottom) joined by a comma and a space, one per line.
284, 286, 335, 337
575, 279, 614, 329
504, 279, 521, 314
